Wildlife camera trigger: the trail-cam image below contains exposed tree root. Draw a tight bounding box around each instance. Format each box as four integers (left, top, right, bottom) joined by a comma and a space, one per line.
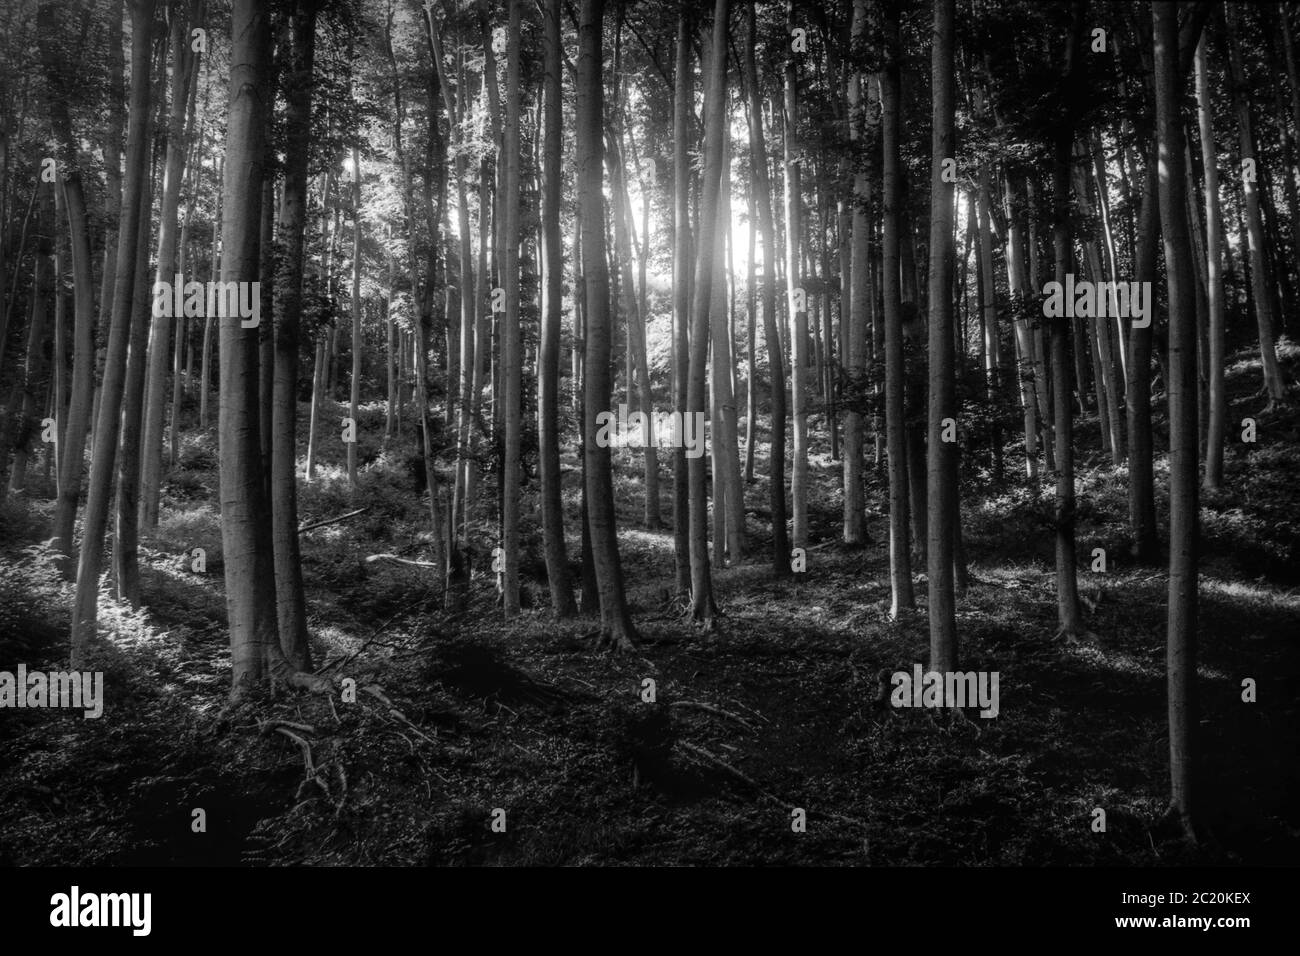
362, 684, 438, 745
593, 629, 637, 653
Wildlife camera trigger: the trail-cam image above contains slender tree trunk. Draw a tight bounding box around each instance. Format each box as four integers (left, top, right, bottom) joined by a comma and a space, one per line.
744, 174, 757, 485
784, 0, 808, 551
745, 1, 788, 577
843, 0, 869, 544
882, 0, 913, 617
111, 141, 153, 605
1225, 5, 1286, 403
1026, 178, 1056, 472
578, 0, 637, 647
686, 0, 732, 623
70, 0, 155, 666
38, 4, 97, 576
305, 337, 323, 481
1003, 171, 1040, 479
927, 0, 957, 672
141, 5, 197, 530
977, 171, 1003, 479
710, 116, 745, 562
1154, 0, 1198, 841
270, 0, 322, 673
672, 10, 694, 595
500, 0, 522, 616
1073, 144, 1124, 463
1049, 0, 1085, 638
347, 147, 361, 490
200, 158, 220, 430
1196, 36, 1226, 490
535, 0, 575, 617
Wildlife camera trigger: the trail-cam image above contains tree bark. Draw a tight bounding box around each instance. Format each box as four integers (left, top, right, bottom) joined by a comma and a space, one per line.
70, 0, 156, 666
538, 0, 575, 617
745, 0, 788, 577
1153, 0, 1198, 841
927, 0, 957, 672
216, 0, 282, 694
1049, 0, 1085, 638
578, 0, 637, 647
843, 0, 869, 544
1225, 4, 1286, 403
271, 0, 322, 673
1196, 35, 1226, 490
784, 0, 808, 551
141, 2, 198, 530
882, 0, 913, 618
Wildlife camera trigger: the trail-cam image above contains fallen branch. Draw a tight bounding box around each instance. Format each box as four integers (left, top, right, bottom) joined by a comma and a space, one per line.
676, 740, 868, 830
298, 507, 370, 535
669, 700, 755, 730
365, 553, 440, 568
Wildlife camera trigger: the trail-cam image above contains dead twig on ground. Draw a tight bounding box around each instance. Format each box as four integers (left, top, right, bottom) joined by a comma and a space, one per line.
676, 741, 869, 830
669, 699, 755, 731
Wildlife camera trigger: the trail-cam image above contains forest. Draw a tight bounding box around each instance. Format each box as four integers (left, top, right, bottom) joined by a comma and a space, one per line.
0, 0, 1296, 870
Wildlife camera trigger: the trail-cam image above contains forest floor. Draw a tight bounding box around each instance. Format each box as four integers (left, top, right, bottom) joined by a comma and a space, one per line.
1, 345, 1298, 866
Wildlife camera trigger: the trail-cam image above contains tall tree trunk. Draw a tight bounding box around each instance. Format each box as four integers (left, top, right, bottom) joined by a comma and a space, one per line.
578, 0, 637, 647
141, 3, 197, 530
537, 0, 575, 617
1026, 178, 1056, 472
216, 0, 282, 693
305, 337, 323, 481
927, 0, 957, 672
1049, 0, 1085, 639
1003, 171, 1040, 479
744, 167, 757, 485
1128, 141, 1159, 561
348, 145, 361, 491
608, 127, 662, 530
38, 2, 98, 577
200, 157, 221, 430
111, 140, 153, 605
710, 115, 745, 562
501, 0, 522, 617
882, 0, 913, 618
1073, 143, 1124, 463
1153, 0, 1198, 842
784, 0, 808, 551
672, 9, 694, 595
745, 0, 788, 577
271, 0, 322, 673
70, 0, 155, 667
1196, 35, 1226, 490
686, 0, 731, 623
1225, 4, 1286, 403
976, 171, 1003, 479
843, 0, 869, 544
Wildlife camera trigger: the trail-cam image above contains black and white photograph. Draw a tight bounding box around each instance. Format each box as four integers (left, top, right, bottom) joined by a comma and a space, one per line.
0, 0, 1294, 934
